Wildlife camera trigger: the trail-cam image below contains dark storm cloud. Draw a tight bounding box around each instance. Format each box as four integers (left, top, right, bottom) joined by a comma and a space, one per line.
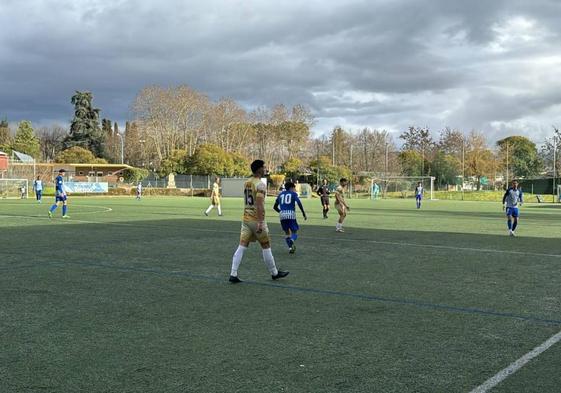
1, 0, 561, 143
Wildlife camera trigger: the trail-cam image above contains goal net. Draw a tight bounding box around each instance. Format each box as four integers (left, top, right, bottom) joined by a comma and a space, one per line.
0, 178, 29, 199
371, 176, 434, 200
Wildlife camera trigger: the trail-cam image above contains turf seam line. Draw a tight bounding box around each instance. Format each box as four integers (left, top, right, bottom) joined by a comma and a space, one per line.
468, 329, 561, 393
51, 261, 561, 327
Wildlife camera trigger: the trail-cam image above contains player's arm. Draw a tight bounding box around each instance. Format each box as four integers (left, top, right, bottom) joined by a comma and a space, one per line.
255, 184, 266, 232
273, 196, 280, 213
502, 189, 508, 207
296, 197, 307, 220
341, 191, 350, 209
317, 187, 322, 197
519, 190, 524, 205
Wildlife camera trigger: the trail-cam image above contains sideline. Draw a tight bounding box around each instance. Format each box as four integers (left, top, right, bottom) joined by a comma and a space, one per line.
469, 329, 561, 392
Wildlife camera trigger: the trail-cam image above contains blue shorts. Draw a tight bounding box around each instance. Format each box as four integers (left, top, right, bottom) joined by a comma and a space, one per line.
506, 207, 519, 217
416, 194, 422, 200
280, 219, 299, 233
55, 194, 67, 202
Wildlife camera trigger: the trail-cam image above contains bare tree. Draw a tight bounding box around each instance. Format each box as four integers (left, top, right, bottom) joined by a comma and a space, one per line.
37, 125, 67, 162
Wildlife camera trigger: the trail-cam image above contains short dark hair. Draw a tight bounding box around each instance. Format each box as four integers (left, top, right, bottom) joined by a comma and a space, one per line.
284, 181, 295, 190
340, 178, 347, 183
58, 169, 66, 173
250, 159, 265, 174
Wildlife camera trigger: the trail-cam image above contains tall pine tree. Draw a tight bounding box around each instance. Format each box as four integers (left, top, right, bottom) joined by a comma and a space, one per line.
65, 91, 105, 157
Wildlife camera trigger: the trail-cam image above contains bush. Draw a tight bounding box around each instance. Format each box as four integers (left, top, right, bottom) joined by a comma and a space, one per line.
56, 146, 108, 164
269, 174, 285, 190
122, 167, 149, 184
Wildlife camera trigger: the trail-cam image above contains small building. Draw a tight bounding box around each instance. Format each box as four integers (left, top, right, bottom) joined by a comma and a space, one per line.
0, 151, 8, 172
35, 163, 133, 184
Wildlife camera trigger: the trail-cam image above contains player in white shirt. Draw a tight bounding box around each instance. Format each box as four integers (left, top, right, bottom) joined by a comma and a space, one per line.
136, 182, 142, 200
33, 176, 43, 203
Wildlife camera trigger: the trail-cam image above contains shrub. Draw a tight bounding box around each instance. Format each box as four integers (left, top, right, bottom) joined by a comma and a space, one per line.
122, 167, 149, 184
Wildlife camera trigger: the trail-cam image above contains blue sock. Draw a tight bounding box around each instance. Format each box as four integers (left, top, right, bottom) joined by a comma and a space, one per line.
49, 204, 57, 212
285, 237, 293, 248
291, 233, 298, 242
507, 219, 512, 230
512, 220, 518, 231
62, 205, 67, 216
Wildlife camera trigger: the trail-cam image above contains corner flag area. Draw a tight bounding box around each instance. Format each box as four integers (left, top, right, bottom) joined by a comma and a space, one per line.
1, 197, 560, 392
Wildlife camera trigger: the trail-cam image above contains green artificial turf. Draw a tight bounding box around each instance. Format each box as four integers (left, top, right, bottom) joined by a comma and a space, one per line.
1, 196, 560, 392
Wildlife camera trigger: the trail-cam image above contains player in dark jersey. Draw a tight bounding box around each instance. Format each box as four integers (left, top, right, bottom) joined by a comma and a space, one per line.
274, 182, 307, 253
317, 179, 330, 219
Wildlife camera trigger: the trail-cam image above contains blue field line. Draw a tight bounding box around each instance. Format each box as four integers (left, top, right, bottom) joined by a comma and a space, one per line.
53, 260, 561, 327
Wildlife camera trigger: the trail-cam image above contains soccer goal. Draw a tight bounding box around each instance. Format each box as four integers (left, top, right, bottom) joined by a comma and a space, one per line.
371, 176, 435, 200
0, 178, 29, 199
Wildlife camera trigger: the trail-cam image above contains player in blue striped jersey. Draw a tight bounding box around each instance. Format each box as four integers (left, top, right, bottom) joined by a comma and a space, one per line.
48, 169, 70, 218
273, 182, 307, 254
502, 179, 523, 236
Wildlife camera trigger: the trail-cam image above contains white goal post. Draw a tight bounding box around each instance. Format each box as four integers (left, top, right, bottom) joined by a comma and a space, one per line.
0, 178, 29, 199
370, 176, 435, 200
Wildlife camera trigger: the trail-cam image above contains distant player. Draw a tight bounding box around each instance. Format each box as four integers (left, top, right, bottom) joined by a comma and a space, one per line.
136, 182, 142, 200
503, 179, 523, 236
33, 176, 43, 203
20, 185, 26, 199
48, 169, 69, 218
415, 181, 423, 209
317, 179, 330, 219
204, 177, 222, 216
273, 181, 307, 254
229, 160, 289, 283
335, 178, 350, 232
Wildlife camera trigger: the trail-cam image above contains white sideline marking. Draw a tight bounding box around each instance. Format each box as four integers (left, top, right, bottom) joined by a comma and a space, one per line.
469, 329, 561, 393
69, 205, 113, 215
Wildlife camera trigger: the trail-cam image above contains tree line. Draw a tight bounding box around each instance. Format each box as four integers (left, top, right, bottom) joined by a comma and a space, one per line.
0, 85, 558, 187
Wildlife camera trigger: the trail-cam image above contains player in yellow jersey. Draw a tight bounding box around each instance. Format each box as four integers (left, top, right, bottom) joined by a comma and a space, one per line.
229, 159, 289, 283
335, 178, 350, 232
204, 177, 222, 216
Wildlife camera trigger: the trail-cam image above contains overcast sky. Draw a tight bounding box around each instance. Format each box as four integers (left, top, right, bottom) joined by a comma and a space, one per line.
1, 0, 561, 144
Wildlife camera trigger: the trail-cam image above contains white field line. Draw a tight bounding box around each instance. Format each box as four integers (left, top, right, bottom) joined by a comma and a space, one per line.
0, 206, 112, 218
469, 329, 561, 393
2, 213, 561, 260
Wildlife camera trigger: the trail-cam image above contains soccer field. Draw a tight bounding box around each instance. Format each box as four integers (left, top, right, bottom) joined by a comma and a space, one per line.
1, 196, 561, 393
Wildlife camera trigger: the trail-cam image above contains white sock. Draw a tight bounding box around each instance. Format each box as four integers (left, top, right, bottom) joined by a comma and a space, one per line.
262, 248, 278, 276
218, 206, 222, 215
336, 223, 341, 230
230, 245, 247, 276
205, 205, 213, 214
